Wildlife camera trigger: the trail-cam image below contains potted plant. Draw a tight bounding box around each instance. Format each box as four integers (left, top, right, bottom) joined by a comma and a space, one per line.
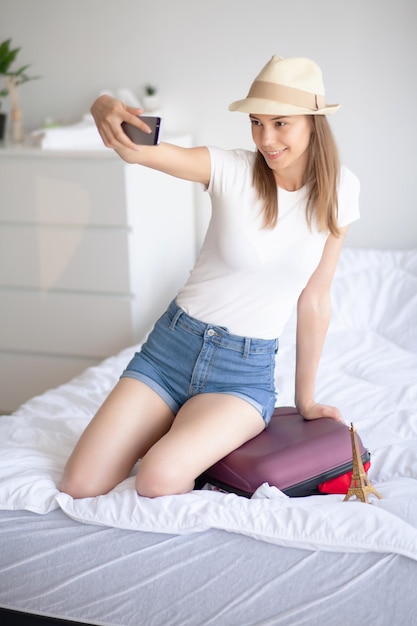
0, 38, 39, 142
142, 84, 160, 112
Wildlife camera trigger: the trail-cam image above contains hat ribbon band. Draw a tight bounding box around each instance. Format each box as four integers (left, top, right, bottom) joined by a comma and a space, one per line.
247, 80, 326, 111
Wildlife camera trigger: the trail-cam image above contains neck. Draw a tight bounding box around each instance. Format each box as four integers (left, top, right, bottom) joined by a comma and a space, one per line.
273, 171, 304, 191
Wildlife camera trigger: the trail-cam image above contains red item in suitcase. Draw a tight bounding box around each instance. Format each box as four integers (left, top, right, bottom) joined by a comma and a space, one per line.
199, 407, 370, 497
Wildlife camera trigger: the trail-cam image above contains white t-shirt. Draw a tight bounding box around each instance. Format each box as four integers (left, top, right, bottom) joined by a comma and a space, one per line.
176, 147, 360, 339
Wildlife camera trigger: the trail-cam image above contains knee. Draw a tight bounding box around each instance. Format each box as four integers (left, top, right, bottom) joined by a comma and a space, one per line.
60, 468, 104, 500
59, 476, 86, 499
135, 460, 194, 498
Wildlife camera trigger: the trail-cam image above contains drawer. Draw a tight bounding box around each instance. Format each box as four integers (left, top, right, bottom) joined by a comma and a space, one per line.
0, 290, 137, 358
0, 224, 132, 293
0, 352, 100, 413
0, 157, 129, 226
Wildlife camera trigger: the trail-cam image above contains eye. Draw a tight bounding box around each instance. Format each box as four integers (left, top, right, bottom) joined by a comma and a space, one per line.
276, 121, 287, 127
250, 118, 262, 126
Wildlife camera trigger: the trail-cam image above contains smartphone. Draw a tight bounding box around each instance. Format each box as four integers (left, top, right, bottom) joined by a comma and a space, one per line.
121, 116, 161, 145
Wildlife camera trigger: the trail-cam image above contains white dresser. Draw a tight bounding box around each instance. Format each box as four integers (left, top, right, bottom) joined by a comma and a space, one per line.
0, 140, 196, 412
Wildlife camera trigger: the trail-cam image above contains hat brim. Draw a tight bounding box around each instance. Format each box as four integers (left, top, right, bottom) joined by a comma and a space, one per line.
228, 97, 340, 116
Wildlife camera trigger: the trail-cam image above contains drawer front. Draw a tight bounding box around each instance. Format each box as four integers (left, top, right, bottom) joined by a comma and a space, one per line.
0, 291, 136, 358
0, 352, 100, 413
0, 224, 131, 293
0, 157, 128, 226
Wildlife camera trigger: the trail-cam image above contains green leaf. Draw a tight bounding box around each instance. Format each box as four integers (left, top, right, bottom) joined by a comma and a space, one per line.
0, 39, 21, 74
0, 38, 40, 86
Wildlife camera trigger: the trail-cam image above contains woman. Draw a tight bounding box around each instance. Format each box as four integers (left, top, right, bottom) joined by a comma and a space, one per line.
61, 55, 360, 499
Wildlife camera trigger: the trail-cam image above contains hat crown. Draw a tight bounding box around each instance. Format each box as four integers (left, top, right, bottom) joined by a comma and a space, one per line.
255, 55, 325, 96
228, 54, 339, 116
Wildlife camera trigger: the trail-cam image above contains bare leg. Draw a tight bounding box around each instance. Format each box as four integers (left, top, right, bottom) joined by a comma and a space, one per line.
60, 378, 175, 498
136, 393, 265, 498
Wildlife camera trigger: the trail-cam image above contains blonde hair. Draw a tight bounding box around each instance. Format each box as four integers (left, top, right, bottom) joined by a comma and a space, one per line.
253, 116, 341, 236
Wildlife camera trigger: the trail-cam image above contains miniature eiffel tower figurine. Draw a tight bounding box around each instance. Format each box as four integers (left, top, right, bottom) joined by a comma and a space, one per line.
344, 423, 383, 503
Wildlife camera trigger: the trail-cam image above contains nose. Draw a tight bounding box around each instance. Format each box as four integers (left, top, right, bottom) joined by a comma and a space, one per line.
259, 124, 277, 147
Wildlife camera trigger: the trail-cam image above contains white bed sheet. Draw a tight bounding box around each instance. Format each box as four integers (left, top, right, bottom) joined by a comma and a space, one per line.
1, 249, 416, 559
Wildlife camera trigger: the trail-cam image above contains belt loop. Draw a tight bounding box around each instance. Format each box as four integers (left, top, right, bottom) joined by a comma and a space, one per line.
243, 337, 250, 359
169, 306, 183, 330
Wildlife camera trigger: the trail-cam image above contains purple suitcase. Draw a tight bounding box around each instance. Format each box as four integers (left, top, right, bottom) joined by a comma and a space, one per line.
198, 407, 370, 497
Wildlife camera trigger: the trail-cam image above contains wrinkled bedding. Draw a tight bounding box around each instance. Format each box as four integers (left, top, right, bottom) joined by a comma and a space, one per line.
1, 249, 416, 559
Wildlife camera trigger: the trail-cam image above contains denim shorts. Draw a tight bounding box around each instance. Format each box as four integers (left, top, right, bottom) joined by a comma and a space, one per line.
121, 300, 279, 424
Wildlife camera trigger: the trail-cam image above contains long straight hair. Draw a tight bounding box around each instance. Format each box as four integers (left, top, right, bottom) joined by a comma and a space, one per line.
252, 116, 341, 236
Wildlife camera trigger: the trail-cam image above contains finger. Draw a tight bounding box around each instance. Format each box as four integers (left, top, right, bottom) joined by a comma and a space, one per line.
100, 115, 141, 150
95, 120, 116, 149
125, 105, 144, 116
302, 404, 344, 423
124, 109, 153, 134
320, 405, 345, 423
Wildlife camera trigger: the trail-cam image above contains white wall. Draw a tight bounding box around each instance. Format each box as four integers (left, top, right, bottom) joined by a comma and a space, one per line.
1, 0, 416, 249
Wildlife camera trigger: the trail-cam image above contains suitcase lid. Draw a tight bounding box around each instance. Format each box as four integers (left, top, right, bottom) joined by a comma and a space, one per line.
204, 407, 367, 495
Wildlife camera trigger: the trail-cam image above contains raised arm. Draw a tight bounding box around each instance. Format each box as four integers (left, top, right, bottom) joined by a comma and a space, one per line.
91, 95, 211, 185
294, 229, 348, 423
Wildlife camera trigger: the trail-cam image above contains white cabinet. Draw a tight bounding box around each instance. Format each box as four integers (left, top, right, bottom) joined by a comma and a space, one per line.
0, 141, 196, 412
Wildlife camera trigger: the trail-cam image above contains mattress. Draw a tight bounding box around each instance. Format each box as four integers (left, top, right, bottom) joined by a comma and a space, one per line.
0, 508, 416, 626
1, 248, 416, 625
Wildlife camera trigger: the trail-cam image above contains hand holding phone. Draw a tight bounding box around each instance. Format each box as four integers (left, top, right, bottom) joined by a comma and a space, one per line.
121, 116, 161, 146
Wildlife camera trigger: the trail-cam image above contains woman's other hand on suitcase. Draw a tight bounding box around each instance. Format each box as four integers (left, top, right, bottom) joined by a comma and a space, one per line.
297, 402, 345, 424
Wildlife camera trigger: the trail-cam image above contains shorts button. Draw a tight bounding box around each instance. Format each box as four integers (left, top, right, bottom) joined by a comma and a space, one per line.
207, 329, 216, 336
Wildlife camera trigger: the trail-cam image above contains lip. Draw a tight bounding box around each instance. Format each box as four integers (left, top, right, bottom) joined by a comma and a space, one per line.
263, 148, 287, 160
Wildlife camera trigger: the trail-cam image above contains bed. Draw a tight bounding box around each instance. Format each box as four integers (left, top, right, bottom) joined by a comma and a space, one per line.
1, 247, 416, 626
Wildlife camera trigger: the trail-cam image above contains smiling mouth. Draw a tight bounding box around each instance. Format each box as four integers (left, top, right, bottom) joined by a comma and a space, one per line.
265, 149, 286, 158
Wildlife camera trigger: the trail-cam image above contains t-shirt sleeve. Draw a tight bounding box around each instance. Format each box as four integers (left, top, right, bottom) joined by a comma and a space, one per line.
204, 146, 254, 195
337, 166, 360, 227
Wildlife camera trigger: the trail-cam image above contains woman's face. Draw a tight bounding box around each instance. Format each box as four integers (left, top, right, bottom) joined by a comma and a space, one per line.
250, 114, 313, 187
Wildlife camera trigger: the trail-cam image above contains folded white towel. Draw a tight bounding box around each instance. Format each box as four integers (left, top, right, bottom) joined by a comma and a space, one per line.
31, 118, 108, 150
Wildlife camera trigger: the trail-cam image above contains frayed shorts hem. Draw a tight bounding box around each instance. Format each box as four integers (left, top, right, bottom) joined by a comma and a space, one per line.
121, 370, 266, 420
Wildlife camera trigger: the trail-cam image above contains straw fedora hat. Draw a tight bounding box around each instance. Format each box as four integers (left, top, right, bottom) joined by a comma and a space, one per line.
229, 55, 340, 116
